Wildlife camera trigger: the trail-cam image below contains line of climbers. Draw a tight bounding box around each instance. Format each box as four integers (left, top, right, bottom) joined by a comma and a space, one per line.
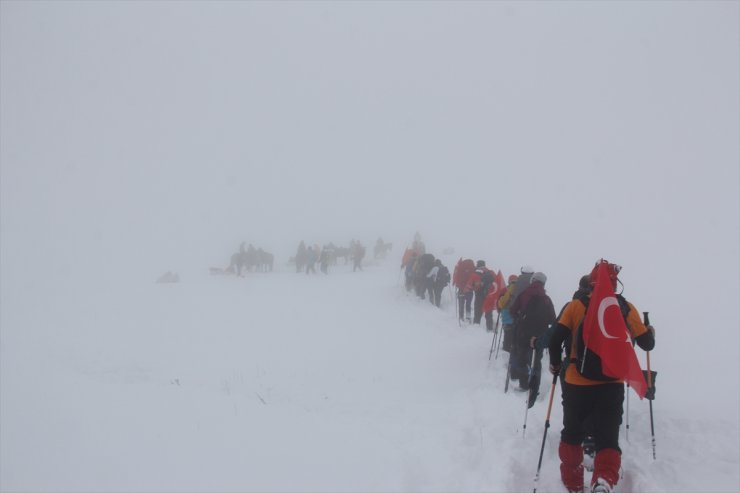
451, 258, 509, 331
400, 245, 452, 308
495, 262, 655, 493
294, 239, 367, 274
399, 252, 657, 493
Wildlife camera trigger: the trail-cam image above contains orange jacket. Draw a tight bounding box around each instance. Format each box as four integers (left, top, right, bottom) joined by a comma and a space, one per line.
559, 297, 649, 386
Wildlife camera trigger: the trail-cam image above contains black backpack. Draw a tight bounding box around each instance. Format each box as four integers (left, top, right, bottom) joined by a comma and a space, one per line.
480, 270, 494, 291
572, 294, 632, 381
437, 266, 451, 285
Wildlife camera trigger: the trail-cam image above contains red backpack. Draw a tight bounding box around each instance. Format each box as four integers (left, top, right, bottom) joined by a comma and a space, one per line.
453, 258, 475, 289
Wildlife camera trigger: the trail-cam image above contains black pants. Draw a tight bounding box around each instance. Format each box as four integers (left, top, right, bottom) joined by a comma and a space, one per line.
415, 277, 427, 299
482, 310, 493, 330
458, 291, 473, 320
426, 280, 435, 303
432, 283, 445, 307
502, 324, 514, 352
560, 382, 624, 453
512, 346, 542, 390
473, 290, 485, 323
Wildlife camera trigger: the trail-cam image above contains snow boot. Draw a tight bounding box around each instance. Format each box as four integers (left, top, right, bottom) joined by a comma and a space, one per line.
559, 441, 584, 493
591, 477, 612, 493
591, 448, 620, 493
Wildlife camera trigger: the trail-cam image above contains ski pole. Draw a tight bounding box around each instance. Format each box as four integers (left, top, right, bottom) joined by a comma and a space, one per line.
626, 337, 635, 442
533, 372, 559, 493
490, 311, 501, 355
644, 311, 656, 460
488, 314, 499, 360
626, 381, 630, 442
494, 324, 506, 359
488, 332, 496, 360
456, 289, 461, 327
522, 349, 536, 438
495, 314, 504, 360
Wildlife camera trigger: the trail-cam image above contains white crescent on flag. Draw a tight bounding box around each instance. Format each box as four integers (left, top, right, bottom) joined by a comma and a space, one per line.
597, 297, 620, 340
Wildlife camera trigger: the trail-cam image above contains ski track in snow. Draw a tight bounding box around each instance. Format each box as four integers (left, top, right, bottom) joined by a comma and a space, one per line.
1, 261, 738, 492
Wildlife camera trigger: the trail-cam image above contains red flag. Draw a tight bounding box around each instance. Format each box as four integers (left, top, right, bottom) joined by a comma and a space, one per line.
495, 270, 506, 298
482, 270, 507, 312
582, 261, 647, 398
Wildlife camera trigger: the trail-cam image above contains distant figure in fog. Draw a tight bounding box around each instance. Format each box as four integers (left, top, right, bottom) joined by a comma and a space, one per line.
305, 246, 317, 274
353, 241, 366, 272
430, 259, 451, 307
296, 241, 307, 273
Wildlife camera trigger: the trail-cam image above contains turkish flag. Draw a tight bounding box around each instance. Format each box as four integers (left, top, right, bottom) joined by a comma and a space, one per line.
583, 262, 647, 398
482, 270, 507, 313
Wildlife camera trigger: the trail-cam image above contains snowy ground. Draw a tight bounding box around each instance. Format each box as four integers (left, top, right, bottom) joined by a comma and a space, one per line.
1, 259, 738, 493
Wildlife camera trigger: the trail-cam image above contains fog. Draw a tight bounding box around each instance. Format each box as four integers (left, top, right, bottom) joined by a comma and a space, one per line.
1, 3, 739, 491
2, 0, 739, 415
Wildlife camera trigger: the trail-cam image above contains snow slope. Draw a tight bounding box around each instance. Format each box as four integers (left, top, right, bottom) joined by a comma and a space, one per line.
1, 258, 738, 492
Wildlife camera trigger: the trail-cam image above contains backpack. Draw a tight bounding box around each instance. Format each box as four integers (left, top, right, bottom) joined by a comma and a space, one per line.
454, 259, 475, 288
418, 253, 435, 275
572, 293, 632, 381
480, 269, 494, 291
437, 266, 451, 285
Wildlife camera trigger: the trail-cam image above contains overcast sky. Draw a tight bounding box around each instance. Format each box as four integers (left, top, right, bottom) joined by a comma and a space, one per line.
2, 1, 738, 298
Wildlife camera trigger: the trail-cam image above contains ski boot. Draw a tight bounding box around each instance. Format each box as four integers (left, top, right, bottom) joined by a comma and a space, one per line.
591, 477, 612, 493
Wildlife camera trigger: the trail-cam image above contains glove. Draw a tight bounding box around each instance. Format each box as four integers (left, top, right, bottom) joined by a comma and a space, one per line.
647, 325, 656, 339
549, 363, 561, 375
643, 370, 657, 400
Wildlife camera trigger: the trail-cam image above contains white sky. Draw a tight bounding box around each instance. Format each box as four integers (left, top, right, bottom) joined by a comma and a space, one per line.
2, 1, 738, 303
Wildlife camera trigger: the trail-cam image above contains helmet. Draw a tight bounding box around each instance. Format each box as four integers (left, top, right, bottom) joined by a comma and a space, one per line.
508, 274, 519, 283
521, 265, 534, 274
531, 272, 547, 285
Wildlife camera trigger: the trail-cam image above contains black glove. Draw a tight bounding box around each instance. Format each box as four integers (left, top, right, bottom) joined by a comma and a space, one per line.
643, 370, 657, 400
647, 325, 656, 339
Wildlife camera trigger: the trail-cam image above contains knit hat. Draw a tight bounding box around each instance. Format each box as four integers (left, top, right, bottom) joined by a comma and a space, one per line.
521, 265, 534, 274
531, 272, 547, 285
